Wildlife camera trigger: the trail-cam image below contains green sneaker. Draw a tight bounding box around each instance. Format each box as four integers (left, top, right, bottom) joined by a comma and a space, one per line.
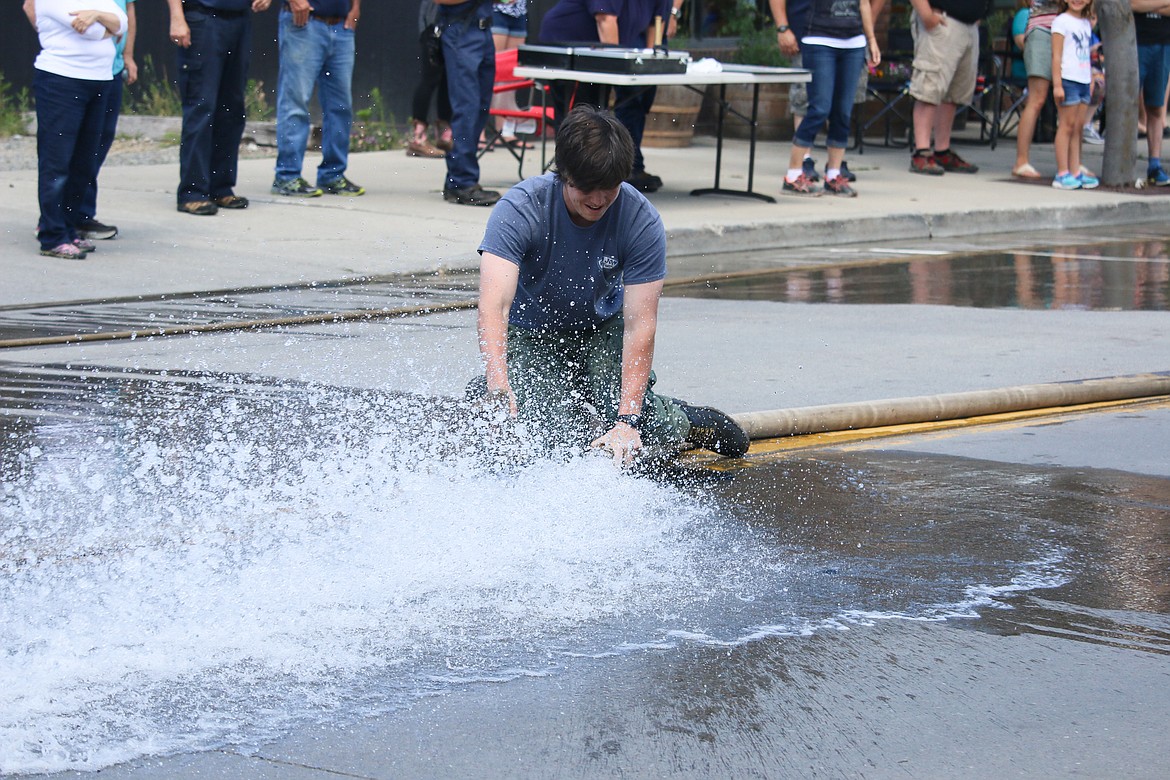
271, 177, 323, 197
320, 176, 365, 196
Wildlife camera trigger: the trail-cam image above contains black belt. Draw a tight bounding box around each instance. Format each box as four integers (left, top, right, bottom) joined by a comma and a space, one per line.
183, 2, 247, 18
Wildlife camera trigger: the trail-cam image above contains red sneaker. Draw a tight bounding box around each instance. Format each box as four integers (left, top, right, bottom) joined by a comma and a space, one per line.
933, 148, 979, 173
909, 153, 944, 176
782, 173, 822, 197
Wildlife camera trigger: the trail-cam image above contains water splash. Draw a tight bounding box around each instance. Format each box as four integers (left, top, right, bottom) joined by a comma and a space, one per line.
0, 367, 1076, 775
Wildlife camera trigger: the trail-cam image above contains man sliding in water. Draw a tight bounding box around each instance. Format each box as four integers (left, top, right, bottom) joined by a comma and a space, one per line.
471, 104, 749, 465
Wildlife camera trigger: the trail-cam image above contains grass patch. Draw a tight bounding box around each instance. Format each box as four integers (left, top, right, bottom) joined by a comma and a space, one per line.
246, 79, 275, 122
350, 87, 402, 152
123, 55, 182, 115
0, 73, 32, 136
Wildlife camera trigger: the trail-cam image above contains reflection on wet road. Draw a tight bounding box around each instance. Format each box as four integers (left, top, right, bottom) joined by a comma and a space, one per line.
668, 239, 1170, 310
1, 363, 1167, 774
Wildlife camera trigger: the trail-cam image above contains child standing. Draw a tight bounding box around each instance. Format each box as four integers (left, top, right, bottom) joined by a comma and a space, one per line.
1050, 0, 1098, 189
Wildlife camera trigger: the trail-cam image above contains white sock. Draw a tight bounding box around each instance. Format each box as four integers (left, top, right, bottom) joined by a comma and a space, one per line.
826, 168, 841, 181
786, 168, 803, 182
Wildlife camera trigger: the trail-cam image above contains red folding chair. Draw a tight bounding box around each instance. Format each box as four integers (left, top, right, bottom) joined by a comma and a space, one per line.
477, 48, 555, 179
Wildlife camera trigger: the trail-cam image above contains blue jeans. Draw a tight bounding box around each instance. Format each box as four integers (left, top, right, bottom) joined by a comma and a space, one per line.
1137, 43, 1170, 109
82, 71, 124, 221
34, 69, 111, 249
274, 10, 356, 186
794, 42, 866, 150
440, 8, 494, 190
176, 8, 251, 205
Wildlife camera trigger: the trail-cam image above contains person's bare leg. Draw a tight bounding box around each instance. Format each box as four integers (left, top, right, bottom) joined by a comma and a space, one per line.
932, 102, 957, 151
1014, 77, 1051, 174
1147, 103, 1165, 162
913, 100, 937, 151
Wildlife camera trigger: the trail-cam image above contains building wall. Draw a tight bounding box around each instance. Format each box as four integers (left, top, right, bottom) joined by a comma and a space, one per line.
4, 0, 420, 125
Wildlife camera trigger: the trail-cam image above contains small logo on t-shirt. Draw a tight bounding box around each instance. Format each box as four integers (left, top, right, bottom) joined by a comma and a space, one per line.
599, 254, 619, 270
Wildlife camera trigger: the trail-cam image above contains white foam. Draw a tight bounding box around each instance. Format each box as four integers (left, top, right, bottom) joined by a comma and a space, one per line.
0, 394, 722, 775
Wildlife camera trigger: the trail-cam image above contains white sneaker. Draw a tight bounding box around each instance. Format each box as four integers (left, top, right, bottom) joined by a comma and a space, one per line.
1083, 124, 1104, 145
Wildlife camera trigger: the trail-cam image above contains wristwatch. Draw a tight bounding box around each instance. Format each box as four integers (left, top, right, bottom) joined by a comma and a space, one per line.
776, 24, 790, 32
670, 6, 681, 17
615, 414, 643, 430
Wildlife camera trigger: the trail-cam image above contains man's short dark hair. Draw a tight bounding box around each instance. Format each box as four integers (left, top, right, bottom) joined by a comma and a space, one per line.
553, 104, 634, 191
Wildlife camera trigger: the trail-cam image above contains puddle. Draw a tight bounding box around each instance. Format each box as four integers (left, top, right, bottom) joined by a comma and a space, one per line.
2, 364, 1168, 774
667, 239, 1170, 311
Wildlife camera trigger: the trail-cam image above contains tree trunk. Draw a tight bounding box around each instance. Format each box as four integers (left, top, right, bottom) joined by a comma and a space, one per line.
1099, 0, 1139, 187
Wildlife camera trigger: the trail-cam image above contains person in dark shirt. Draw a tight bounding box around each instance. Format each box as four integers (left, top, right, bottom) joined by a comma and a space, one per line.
167, 0, 272, 215
906, 0, 990, 175
1133, 2, 1170, 185
438, 0, 502, 207
540, 0, 683, 192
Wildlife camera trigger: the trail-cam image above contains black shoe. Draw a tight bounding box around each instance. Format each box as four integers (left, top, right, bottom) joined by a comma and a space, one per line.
76, 218, 117, 240
626, 170, 662, 192
678, 402, 749, 458
801, 156, 821, 183
839, 160, 856, 182
444, 183, 501, 206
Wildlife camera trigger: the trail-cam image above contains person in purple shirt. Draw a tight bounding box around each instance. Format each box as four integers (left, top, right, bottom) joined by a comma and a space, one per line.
540, 0, 684, 192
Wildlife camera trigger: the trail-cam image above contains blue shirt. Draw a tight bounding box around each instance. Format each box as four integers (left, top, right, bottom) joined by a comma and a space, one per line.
540, 0, 670, 47
305, 0, 350, 17
478, 173, 667, 330
113, 0, 133, 76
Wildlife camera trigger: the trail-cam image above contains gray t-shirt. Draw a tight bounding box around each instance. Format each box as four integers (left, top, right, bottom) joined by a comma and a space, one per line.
478, 173, 667, 330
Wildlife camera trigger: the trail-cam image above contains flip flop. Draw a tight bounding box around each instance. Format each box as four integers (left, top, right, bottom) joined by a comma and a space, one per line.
1012, 163, 1043, 180
502, 137, 536, 150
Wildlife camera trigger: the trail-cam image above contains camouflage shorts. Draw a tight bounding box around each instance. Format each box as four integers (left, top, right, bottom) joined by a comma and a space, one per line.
506, 317, 690, 449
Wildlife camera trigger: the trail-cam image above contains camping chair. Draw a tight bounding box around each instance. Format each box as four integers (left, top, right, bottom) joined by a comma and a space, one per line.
477, 48, 555, 179
955, 24, 1002, 147
989, 20, 1029, 148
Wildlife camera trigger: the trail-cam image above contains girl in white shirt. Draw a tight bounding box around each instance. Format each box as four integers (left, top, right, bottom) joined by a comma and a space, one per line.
1050, 0, 1096, 189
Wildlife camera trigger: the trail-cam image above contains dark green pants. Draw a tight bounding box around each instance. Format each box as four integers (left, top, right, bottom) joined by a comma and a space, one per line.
507, 317, 691, 449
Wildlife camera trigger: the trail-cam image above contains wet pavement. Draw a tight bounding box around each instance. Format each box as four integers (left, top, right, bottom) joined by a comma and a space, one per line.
2, 142, 1170, 777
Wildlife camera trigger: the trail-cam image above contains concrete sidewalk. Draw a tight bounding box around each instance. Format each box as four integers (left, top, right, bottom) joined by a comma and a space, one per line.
2, 128, 1168, 307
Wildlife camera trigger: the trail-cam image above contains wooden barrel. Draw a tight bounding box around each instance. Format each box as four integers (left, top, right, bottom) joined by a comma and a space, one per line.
718, 83, 793, 141
643, 84, 705, 148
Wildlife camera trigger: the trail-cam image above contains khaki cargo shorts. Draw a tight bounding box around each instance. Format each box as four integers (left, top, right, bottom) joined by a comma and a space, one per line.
909, 11, 980, 105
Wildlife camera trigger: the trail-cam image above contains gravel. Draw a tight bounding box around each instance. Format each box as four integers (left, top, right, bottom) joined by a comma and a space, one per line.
0, 115, 278, 173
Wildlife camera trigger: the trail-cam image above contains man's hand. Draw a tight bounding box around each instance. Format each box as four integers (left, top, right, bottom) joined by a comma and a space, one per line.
170, 15, 191, 47
125, 56, 138, 84
288, 0, 310, 24
591, 422, 643, 466
777, 28, 799, 57
253, 0, 272, 13
345, 5, 360, 30
483, 382, 518, 417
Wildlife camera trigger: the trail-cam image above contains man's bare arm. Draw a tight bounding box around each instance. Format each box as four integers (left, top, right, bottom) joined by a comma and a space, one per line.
590, 279, 663, 464
477, 252, 520, 414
